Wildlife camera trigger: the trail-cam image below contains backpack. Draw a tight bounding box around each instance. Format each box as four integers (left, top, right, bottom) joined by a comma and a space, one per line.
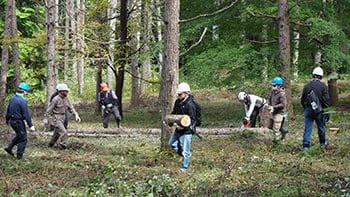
306, 90, 322, 114
192, 100, 202, 126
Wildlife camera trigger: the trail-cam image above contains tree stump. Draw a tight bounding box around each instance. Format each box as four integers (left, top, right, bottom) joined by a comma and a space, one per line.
259, 104, 271, 128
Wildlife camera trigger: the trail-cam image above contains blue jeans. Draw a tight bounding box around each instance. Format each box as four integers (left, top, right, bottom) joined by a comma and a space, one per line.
169, 131, 192, 170
303, 107, 327, 148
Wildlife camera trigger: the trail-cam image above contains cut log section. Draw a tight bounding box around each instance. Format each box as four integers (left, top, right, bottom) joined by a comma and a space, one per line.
165, 115, 191, 127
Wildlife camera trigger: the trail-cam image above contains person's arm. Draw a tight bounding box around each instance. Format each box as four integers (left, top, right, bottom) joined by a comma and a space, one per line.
245, 96, 257, 119
67, 98, 81, 122
22, 101, 33, 128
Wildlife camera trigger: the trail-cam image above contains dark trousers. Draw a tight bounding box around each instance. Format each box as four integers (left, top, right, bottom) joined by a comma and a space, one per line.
7, 120, 28, 156
103, 106, 122, 128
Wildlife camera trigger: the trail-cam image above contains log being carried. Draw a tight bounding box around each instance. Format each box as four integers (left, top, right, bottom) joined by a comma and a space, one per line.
165, 115, 191, 128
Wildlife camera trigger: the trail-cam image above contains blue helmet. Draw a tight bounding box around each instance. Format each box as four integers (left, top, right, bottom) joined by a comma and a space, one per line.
18, 82, 30, 92
271, 77, 283, 86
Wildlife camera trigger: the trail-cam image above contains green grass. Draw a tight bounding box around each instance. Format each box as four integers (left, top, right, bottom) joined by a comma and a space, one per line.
0, 94, 349, 196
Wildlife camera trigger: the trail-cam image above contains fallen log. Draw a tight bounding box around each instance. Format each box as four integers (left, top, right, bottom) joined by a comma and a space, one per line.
31, 127, 272, 138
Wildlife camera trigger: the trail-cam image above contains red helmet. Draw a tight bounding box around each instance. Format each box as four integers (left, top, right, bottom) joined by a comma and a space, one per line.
100, 83, 109, 91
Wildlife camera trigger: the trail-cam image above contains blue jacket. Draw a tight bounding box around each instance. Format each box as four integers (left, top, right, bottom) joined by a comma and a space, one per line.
6, 93, 33, 127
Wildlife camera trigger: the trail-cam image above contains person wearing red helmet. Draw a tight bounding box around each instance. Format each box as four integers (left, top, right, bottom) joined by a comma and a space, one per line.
98, 83, 122, 128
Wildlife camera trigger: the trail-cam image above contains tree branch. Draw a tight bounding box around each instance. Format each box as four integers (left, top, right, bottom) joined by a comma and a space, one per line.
180, 27, 208, 56
180, 0, 239, 23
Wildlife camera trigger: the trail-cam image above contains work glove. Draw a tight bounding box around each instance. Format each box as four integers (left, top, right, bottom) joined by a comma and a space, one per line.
268, 106, 274, 113
101, 105, 106, 110
30, 126, 36, 131
43, 118, 48, 125
106, 103, 113, 108
76, 115, 81, 122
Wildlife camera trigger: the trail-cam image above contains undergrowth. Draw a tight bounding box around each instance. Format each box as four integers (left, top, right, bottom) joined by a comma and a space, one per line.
0, 92, 349, 196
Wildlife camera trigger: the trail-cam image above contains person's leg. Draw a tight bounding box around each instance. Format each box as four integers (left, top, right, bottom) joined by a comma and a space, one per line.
63, 112, 69, 129
250, 108, 259, 128
179, 134, 192, 170
112, 106, 122, 128
303, 107, 314, 149
169, 131, 182, 156
56, 117, 68, 149
103, 111, 110, 128
5, 120, 24, 157
315, 113, 328, 146
15, 121, 28, 159
272, 114, 283, 140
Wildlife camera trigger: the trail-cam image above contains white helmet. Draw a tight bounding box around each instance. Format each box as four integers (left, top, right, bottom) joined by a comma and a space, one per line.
176, 82, 191, 94
238, 92, 247, 101
57, 83, 69, 91
312, 67, 324, 76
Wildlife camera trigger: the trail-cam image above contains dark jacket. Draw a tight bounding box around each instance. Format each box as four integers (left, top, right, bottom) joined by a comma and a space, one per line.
268, 88, 287, 115
171, 95, 197, 134
301, 79, 330, 109
98, 90, 118, 107
6, 94, 33, 127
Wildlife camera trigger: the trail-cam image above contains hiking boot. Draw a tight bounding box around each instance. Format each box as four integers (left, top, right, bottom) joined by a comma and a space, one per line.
17, 154, 27, 162
4, 147, 15, 157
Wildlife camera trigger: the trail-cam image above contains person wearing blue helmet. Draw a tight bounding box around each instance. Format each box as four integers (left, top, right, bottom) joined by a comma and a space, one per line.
4, 82, 35, 161
267, 77, 288, 141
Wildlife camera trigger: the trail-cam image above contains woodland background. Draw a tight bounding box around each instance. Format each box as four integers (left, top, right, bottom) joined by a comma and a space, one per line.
1, 0, 350, 196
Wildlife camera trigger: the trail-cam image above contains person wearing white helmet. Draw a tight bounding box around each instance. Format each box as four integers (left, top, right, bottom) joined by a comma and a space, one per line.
237, 91, 266, 128
169, 82, 198, 172
4, 82, 35, 161
47, 84, 69, 130
300, 67, 330, 151
45, 83, 81, 149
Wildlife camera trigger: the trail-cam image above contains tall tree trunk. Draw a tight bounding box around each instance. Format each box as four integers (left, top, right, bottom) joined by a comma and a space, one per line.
0, 0, 14, 121
107, 0, 118, 86
46, 0, 58, 103
64, 0, 73, 81
160, 0, 179, 149
292, 28, 300, 80
76, 0, 85, 94
155, 0, 163, 75
71, 0, 77, 81
130, 0, 141, 107
140, 0, 152, 96
11, 0, 20, 86
116, 0, 128, 117
278, 0, 294, 120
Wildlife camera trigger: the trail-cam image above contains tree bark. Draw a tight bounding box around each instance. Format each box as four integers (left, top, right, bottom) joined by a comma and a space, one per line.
116, 0, 128, 117
160, 0, 179, 149
278, 0, 294, 120
46, 0, 58, 104
328, 78, 338, 106
0, 0, 13, 121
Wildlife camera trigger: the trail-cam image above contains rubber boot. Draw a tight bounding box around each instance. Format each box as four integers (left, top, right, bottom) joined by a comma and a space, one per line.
279, 117, 288, 140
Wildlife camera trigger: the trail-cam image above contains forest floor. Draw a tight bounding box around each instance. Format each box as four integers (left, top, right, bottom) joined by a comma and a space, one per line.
0, 86, 349, 196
